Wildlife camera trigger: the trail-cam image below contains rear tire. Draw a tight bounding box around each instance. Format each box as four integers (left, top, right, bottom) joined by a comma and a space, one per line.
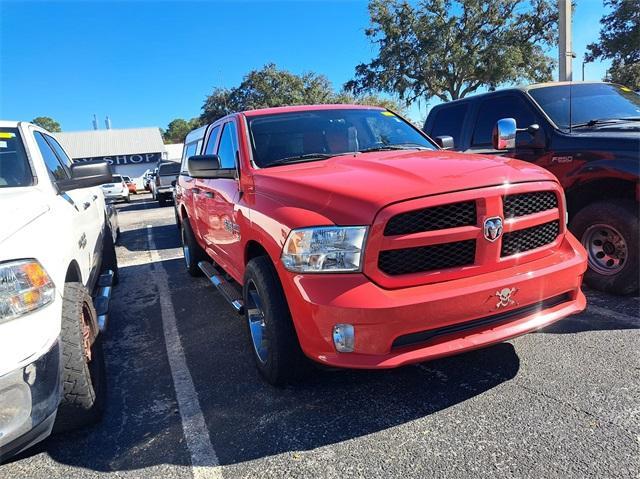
243, 256, 308, 386
181, 217, 207, 276
54, 283, 106, 433
570, 200, 638, 295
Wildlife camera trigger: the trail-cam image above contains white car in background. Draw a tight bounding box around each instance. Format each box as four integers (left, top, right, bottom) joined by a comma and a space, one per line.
100, 174, 130, 203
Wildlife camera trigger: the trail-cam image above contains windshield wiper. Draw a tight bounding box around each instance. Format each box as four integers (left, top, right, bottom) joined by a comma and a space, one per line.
265, 152, 350, 167
572, 118, 638, 128
358, 144, 429, 153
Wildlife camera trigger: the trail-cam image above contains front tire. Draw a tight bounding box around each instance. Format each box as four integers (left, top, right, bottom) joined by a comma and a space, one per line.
243, 256, 308, 386
54, 283, 106, 433
570, 200, 638, 295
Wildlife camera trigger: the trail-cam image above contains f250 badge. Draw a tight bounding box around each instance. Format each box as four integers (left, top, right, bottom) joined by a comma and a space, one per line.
495, 287, 518, 309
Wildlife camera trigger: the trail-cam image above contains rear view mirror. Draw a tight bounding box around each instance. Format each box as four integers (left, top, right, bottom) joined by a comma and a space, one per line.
492, 118, 517, 150
57, 160, 112, 192
434, 135, 454, 150
187, 154, 235, 179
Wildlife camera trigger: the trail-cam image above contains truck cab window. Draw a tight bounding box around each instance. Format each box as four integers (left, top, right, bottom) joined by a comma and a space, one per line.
34, 132, 69, 181
216, 122, 238, 169
429, 103, 469, 147
472, 95, 537, 147
204, 125, 221, 155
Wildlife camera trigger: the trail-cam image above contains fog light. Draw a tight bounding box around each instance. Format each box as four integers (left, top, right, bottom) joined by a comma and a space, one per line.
332, 324, 354, 352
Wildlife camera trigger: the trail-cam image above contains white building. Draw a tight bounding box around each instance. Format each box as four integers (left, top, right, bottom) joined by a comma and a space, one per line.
55, 127, 168, 178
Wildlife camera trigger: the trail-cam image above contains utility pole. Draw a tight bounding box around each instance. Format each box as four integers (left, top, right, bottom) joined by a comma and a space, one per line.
558, 0, 573, 81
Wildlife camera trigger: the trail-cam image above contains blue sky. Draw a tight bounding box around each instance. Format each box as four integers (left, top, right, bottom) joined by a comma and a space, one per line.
0, 0, 610, 132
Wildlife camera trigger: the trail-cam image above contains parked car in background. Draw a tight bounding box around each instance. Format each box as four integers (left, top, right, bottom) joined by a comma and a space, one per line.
423, 82, 640, 295
100, 174, 130, 203
143, 169, 155, 191
123, 175, 137, 195
0, 121, 118, 461
176, 104, 587, 386
151, 161, 180, 206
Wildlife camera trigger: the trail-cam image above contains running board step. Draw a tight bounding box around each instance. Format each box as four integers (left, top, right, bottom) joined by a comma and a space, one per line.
198, 261, 244, 314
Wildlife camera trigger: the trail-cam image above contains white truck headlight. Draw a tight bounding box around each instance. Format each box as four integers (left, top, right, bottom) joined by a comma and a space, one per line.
0, 260, 55, 323
281, 226, 368, 273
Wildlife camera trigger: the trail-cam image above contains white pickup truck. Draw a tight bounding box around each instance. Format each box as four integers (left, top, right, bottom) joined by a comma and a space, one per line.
0, 121, 118, 461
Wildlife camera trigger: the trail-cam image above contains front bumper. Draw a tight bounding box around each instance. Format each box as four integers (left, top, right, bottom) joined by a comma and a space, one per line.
280, 233, 587, 369
0, 339, 61, 462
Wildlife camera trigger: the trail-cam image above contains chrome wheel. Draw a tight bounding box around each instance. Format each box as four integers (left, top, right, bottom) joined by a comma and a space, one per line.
181, 227, 191, 268
245, 279, 268, 364
582, 224, 627, 276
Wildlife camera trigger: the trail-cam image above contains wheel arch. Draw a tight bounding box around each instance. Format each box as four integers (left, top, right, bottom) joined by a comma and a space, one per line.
566, 177, 637, 219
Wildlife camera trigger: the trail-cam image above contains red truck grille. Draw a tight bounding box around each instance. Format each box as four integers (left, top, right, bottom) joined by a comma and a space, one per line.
384, 201, 476, 235
365, 182, 565, 288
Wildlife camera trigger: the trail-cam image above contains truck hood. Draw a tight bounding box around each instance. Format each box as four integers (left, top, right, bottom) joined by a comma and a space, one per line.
253, 150, 558, 224
0, 188, 50, 245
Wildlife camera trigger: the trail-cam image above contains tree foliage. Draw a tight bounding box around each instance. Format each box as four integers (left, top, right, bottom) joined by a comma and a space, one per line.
201, 63, 405, 124
162, 118, 202, 144
586, 0, 640, 89
32, 116, 61, 132
345, 0, 558, 103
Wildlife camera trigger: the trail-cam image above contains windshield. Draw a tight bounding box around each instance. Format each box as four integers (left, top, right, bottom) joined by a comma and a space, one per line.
159, 162, 180, 175
0, 128, 33, 188
112, 175, 123, 183
529, 83, 640, 129
247, 108, 436, 167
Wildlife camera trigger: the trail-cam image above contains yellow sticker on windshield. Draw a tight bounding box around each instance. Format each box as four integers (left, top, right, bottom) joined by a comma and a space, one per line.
0, 132, 15, 139
381, 111, 395, 116
620, 86, 632, 92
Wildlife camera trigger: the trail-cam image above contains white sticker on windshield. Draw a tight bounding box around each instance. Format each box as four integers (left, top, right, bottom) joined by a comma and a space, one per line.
0, 141, 7, 148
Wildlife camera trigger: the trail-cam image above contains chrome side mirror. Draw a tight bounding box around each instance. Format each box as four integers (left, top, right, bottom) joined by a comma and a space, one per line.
434, 135, 454, 150
492, 118, 517, 150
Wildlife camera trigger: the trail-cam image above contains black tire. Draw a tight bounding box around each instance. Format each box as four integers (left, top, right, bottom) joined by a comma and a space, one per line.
243, 256, 308, 386
570, 200, 639, 295
174, 207, 181, 230
102, 226, 119, 286
181, 217, 207, 276
54, 282, 106, 433
124, 195, 131, 203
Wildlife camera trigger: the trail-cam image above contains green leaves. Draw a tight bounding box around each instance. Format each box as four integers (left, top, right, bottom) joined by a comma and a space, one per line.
586, 0, 640, 89
32, 116, 61, 132
200, 63, 406, 124
346, 0, 558, 103
162, 118, 202, 144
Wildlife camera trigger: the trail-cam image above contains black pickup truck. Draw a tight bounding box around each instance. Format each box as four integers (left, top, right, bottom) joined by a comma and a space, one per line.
423, 82, 639, 295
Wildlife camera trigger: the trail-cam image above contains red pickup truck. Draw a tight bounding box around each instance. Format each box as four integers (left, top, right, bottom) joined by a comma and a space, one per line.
176, 105, 587, 385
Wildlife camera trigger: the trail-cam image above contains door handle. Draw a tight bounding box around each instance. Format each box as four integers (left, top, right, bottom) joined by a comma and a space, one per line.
203, 191, 214, 199
193, 188, 201, 195
92, 194, 98, 201
83, 202, 91, 210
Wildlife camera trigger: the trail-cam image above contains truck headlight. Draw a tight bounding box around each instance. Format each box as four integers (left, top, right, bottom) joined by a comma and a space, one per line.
281, 226, 368, 273
0, 260, 55, 323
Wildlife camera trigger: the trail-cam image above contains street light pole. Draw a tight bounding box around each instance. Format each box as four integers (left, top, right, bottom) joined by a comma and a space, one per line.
559, 0, 573, 81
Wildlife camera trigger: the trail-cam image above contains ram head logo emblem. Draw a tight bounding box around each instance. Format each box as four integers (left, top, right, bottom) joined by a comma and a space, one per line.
483, 217, 503, 242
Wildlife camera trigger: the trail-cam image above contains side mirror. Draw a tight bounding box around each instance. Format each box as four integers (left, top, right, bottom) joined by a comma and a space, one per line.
492, 118, 517, 150
57, 160, 112, 191
516, 123, 546, 149
434, 135, 454, 150
187, 154, 235, 179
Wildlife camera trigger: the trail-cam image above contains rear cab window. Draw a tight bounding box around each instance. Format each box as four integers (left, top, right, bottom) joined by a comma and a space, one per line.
159, 162, 181, 175
0, 128, 33, 187
427, 103, 469, 147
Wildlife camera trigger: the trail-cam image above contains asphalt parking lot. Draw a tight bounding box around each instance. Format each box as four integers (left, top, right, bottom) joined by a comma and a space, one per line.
1, 193, 638, 479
